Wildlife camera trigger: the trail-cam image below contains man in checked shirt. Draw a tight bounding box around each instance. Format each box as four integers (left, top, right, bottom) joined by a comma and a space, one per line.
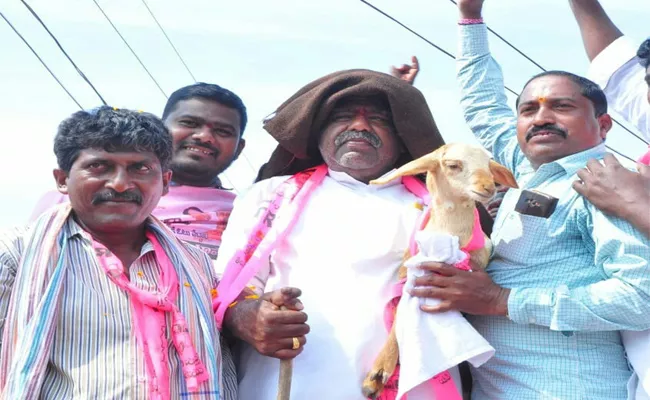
409, 1, 650, 399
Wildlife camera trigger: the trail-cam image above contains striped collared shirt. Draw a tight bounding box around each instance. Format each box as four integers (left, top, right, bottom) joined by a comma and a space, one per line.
0, 217, 226, 399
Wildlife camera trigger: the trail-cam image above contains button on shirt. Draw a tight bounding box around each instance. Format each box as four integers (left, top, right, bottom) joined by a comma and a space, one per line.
457, 23, 650, 400
214, 169, 424, 400
0, 218, 224, 399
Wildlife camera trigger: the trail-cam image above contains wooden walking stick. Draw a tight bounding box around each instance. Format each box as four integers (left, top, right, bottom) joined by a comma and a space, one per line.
277, 305, 294, 400
277, 358, 293, 400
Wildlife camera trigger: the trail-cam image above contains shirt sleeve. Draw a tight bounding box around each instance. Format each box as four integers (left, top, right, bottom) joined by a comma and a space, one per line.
587, 36, 650, 141
507, 202, 650, 331
0, 227, 25, 351
456, 23, 525, 174
212, 177, 286, 296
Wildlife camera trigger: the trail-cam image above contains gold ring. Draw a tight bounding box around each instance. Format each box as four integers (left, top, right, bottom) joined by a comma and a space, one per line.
292, 337, 300, 350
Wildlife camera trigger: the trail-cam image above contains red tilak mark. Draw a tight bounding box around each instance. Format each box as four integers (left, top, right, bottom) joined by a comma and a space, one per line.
354, 107, 369, 117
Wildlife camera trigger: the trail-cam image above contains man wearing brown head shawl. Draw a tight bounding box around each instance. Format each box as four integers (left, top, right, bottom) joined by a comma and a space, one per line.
214, 69, 470, 399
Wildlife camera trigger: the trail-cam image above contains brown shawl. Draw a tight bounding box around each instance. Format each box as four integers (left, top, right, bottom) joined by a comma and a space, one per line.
256, 69, 446, 181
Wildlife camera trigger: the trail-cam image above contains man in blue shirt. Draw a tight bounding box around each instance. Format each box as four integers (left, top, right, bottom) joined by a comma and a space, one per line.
409, 0, 650, 398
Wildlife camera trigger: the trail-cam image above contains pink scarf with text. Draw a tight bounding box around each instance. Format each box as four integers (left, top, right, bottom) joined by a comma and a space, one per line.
213, 166, 463, 400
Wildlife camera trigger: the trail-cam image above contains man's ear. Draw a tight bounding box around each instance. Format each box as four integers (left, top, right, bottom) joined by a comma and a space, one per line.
233, 139, 246, 161
53, 169, 69, 195
162, 170, 172, 196
597, 113, 613, 141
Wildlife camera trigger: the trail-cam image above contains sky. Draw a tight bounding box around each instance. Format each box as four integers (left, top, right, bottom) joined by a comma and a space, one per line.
0, 0, 647, 228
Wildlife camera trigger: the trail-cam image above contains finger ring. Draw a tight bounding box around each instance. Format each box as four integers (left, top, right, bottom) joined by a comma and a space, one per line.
292, 337, 300, 350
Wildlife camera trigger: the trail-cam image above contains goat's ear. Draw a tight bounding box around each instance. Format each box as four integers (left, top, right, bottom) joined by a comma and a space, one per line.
370, 154, 439, 185
489, 160, 518, 188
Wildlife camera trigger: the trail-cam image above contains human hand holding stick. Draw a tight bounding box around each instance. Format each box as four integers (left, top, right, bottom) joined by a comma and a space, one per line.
223, 287, 307, 399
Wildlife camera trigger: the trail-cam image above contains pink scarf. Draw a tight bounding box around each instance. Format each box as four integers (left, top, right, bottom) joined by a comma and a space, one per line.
1, 205, 220, 399
213, 166, 463, 400
409, 207, 485, 271
213, 165, 329, 325
92, 231, 209, 400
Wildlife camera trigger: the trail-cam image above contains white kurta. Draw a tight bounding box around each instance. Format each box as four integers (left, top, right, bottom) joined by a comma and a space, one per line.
587, 36, 649, 140
214, 169, 425, 399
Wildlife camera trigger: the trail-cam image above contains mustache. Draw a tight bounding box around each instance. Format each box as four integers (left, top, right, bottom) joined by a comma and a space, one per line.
334, 130, 382, 148
526, 124, 568, 142
92, 190, 143, 205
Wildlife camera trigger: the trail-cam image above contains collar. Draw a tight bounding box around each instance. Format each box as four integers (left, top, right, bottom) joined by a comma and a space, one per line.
517, 143, 607, 177
62, 215, 85, 239
327, 168, 403, 191
65, 215, 155, 256
553, 143, 607, 176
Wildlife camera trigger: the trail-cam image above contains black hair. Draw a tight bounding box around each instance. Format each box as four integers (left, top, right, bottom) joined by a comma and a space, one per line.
162, 82, 248, 135
516, 70, 608, 117
638, 39, 650, 69
54, 106, 173, 172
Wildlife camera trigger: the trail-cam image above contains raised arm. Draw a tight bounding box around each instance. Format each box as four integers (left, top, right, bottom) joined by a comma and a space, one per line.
568, 0, 623, 61
571, 1, 650, 138
456, 0, 523, 172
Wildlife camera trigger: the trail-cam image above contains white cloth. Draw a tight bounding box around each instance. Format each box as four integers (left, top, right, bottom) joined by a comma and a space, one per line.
215, 169, 429, 399
588, 36, 650, 400
587, 36, 649, 140
623, 331, 650, 400
394, 231, 495, 400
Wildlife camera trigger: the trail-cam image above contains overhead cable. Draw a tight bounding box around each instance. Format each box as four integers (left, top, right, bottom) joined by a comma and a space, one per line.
21, 0, 107, 105
1, 10, 83, 109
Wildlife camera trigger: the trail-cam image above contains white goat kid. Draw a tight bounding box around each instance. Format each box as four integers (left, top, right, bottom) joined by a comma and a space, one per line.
361, 143, 518, 399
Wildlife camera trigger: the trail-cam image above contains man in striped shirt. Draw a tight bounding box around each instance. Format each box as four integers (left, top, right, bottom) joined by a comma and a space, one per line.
31, 83, 248, 261
29, 84, 248, 398
0, 107, 226, 399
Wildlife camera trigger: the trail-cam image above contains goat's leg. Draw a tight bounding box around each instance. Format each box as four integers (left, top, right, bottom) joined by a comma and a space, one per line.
361, 265, 405, 399
469, 236, 491, 271
361, 321, 400, 399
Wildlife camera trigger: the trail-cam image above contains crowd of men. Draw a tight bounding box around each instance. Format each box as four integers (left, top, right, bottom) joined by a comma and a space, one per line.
0, 0, 649, 399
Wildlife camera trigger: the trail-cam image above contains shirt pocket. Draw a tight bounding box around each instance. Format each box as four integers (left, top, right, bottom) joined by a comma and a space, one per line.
491, 210, 557, 270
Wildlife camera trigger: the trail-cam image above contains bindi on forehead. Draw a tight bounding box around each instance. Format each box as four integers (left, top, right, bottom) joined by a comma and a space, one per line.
353, 106, 370, 117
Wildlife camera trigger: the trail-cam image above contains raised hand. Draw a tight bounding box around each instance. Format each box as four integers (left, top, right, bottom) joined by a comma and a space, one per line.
457, 0, 485, 19
573, 154, 650, 237
390, 56, 420, 85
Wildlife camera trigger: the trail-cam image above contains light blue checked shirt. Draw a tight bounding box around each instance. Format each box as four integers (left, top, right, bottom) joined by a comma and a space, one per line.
457, 24, 650, 400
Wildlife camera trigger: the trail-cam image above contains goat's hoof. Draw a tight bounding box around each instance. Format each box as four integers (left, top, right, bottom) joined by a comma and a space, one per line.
361, 369, 390, 399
